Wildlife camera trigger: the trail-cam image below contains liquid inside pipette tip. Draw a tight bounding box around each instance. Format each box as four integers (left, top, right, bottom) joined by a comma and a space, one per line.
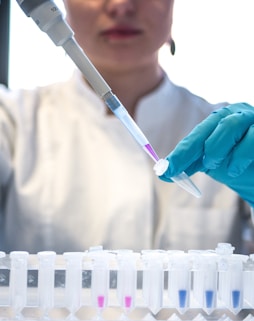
144, 144, 159, 162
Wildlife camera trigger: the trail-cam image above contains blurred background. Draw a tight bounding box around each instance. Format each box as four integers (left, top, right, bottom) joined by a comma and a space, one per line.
5, 0, 254, 105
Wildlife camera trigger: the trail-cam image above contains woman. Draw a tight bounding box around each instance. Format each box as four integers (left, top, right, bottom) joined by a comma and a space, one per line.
0, 0, 249, 253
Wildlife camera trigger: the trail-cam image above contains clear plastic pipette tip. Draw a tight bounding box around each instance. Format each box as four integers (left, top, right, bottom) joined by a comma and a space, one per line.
144, 144, 201, 198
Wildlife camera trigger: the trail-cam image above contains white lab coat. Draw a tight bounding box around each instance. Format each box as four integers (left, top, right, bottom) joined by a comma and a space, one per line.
0, 70, 243, 253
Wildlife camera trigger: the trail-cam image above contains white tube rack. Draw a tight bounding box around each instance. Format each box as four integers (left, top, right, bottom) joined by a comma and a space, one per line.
0, 244, 254, 320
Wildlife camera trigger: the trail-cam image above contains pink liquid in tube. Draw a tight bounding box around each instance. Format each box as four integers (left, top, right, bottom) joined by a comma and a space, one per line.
144, 144, 159, 162
125, 295, 132, 308
97, 295, 105, 308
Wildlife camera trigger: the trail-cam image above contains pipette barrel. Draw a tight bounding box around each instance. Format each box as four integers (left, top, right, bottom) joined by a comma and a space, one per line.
63, 38, 111, 97
18, 0, 111, 97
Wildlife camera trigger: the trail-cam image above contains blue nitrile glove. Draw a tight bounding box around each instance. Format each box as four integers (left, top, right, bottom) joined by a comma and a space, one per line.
160, 103, 254, 207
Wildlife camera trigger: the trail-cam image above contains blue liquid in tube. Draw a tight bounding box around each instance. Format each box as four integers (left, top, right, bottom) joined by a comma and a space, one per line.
178, 289, 187, 308
232, 290, 240, 309
205, 290, 214, 308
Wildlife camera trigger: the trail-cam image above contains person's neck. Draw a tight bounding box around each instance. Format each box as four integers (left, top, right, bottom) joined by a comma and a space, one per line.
98, 63, 165, 118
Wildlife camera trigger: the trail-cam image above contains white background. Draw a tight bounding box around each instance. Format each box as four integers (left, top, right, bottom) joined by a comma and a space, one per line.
9, 0, 254, 105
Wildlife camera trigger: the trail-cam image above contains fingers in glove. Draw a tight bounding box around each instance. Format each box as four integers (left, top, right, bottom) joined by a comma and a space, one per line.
165, 107, 231, 177
227, 124, 254, 177
160, 158, 205, 183
203, 110, 254, 169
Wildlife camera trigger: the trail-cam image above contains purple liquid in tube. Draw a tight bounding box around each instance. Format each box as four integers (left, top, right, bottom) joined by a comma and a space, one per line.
97, 295, 105, 308
144, 144, 159, 162
125, 295, 132, 308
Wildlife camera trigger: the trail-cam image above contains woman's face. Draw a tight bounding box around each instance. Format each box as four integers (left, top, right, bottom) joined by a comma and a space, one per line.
63, 0, 174, 72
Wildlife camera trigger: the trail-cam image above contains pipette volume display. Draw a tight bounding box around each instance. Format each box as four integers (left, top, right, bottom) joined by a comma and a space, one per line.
16, 0, 201, 198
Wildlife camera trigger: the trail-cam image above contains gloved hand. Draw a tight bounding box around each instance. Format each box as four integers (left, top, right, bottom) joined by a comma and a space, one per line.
160, 103, 254, 207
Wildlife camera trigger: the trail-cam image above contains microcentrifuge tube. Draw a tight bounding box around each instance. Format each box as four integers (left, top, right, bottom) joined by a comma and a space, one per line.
216, 246, 248, 314
116, 250, 138, 315
37, 251, 56, 316
89, 249, 110, 319
153, 159, 201, 198
10, 251, 29, 318
228, 257, 247, 314
168, 253, 191, 314
142, 250, 165, 315
63, 252, 84, 316
191, 252, 217, 314
244, 255, 254, 308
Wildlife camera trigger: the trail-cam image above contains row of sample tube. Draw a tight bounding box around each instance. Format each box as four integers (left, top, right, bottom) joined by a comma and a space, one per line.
0, 243, 254, 319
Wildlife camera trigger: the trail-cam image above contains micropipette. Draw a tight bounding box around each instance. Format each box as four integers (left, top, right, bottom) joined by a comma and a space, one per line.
16, 0, 201, 198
